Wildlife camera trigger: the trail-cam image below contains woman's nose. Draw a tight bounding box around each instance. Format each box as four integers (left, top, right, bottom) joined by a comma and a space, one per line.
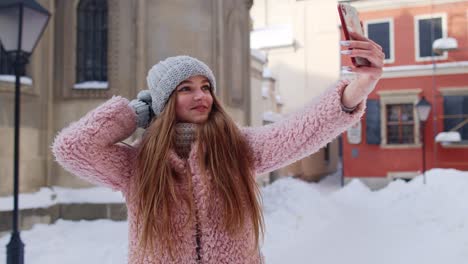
193, 88, 205, 100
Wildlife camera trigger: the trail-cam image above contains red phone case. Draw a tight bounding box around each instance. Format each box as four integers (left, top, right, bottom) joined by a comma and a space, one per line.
337, 3, 371, 67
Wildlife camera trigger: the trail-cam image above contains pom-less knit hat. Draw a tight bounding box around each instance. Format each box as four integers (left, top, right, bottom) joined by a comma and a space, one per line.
147, 55, 217, 117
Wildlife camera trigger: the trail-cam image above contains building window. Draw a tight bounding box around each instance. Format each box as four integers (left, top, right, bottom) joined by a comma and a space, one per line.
0, 45, 16, 75
76, 0, 108, 84
386, 104, 415, 144
377, 89, 422, 148
415, 14, 447, 62
365, 19, 394, 63
443, 95, 468, 140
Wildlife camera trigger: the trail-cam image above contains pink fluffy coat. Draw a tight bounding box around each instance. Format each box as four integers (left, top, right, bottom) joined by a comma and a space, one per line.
51, 80, 365, 263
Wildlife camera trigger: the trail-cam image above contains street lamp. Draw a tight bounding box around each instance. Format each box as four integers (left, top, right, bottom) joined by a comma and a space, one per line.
0, 1, 51, 264
416, 96, 432, 185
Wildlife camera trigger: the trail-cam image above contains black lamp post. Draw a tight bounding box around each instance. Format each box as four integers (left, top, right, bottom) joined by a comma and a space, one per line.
0, 1, 51, 264
416, 96, 432, 185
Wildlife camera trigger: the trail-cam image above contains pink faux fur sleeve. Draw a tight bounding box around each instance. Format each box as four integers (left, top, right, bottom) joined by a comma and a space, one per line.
242, 80, 366, 175
51, 96, 138, 191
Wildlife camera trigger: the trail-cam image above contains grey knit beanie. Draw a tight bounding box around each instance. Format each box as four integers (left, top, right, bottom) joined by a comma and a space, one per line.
147, 55, 217, 117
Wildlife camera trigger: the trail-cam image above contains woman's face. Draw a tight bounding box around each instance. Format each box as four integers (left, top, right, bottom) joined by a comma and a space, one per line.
175, 75, 214, 124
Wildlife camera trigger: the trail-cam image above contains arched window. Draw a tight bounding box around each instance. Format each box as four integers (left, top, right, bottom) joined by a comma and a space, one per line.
76, 0, 108, 83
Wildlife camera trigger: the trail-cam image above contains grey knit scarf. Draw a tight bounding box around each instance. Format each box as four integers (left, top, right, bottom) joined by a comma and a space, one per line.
174, 123, 197, 159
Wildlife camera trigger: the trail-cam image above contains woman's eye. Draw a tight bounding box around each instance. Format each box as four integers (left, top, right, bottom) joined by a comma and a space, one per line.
179, 87, 190, 92
202, 85, 211, 91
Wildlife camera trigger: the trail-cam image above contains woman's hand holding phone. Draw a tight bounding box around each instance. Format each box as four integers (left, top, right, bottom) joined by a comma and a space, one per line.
340, 31, 384, 82
340, 31, 385, 109
337, 3, 384, 109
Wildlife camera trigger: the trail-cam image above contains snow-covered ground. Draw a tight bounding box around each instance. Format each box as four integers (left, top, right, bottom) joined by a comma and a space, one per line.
1, 168, 468, 264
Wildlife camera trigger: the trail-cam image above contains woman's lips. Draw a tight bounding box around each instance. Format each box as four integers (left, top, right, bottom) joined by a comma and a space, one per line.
192, 106, 208, 112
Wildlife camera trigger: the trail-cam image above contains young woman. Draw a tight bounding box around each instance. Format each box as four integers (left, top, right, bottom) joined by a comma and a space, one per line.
52, 32, 383, 264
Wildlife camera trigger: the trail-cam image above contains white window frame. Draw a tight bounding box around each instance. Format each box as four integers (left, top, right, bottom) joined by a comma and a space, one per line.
364, 18, 395, 64
414, 13, 448, 62
378, 89, 422, 149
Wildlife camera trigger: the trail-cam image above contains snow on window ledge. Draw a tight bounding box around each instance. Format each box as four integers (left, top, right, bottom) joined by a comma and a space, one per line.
262, 84, 269, 98
433, 37, 458, 52
73, 81, 109, 90
0, 186, 125, 212
275, 95, 284, 105
263, 68, 273, 79
435, 131, 468, 147
435, 131, 461, 143
0, 74, 33, 85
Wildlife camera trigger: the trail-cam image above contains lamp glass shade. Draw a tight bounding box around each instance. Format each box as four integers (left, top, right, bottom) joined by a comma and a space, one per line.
416, 98, 432, 122
0, 7, 19, 51
0, 4, 50, 53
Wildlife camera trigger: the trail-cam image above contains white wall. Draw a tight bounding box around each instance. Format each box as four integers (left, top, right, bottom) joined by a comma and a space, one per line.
251, 0, 342, 114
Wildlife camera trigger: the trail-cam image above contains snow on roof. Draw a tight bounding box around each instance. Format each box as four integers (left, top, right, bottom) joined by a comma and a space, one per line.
73, 81, 109, 89
0, 74, 33, 85
250, 25, 294, 50
433, 37, 458, 52
251, 49, 267, 63
435, 131, 461, 143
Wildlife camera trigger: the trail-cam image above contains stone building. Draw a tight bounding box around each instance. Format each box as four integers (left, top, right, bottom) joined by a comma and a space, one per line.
0, 0, 256, 196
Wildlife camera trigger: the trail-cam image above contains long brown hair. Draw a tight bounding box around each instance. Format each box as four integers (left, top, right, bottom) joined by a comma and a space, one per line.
134, 89, 264, 259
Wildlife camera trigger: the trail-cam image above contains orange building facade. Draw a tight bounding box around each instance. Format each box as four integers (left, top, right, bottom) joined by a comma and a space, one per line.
341, 0, 468, 189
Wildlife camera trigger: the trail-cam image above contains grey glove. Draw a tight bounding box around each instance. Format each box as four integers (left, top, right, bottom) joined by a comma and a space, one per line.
129, 90, 154, 128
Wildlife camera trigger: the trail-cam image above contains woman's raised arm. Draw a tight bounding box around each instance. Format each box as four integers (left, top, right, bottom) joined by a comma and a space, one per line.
244, 30, 384, 175
51, 96, 138, 192
242, 80, 366, 175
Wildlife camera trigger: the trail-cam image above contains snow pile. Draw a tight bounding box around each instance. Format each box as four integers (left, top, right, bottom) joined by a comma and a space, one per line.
0, 220, 128, 264
261, 169, 468, 264
1, 169, 468, 264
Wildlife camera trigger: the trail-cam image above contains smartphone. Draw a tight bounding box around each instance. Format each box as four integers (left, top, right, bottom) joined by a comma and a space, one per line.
337, 3, 371, 67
